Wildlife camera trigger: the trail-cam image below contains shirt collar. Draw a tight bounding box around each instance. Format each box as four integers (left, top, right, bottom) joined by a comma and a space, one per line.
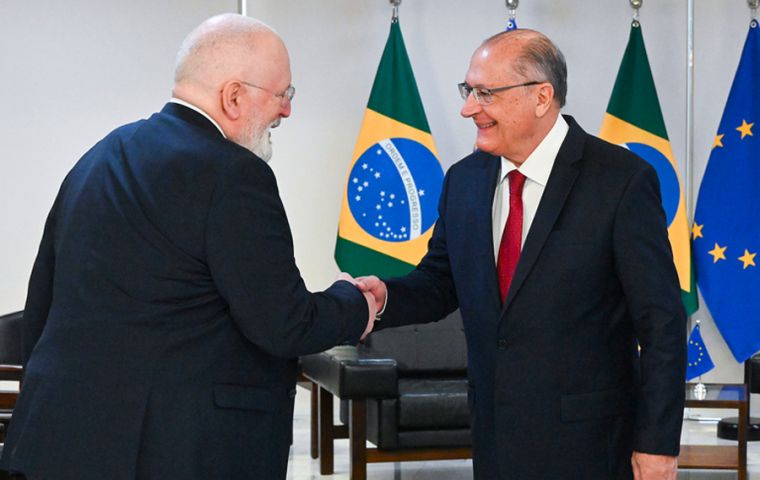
499, 115, 569, 186
169, 97, 227, 139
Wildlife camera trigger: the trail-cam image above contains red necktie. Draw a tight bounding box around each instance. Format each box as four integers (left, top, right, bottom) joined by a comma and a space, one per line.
496, 170, 526, 303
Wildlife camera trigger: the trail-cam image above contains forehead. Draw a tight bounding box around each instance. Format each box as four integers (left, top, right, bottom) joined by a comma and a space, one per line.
465, 42, 522, 85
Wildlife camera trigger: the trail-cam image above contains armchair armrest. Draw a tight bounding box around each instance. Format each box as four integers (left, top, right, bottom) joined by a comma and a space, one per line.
301, 345, 398, 399
0, 364, 22, 382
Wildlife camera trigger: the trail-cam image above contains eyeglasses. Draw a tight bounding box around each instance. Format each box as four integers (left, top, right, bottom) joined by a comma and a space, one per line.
241, 81, 295, 107
457, 81, 543, 105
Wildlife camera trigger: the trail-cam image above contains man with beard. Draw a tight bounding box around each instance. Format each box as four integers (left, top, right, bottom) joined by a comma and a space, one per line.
0, 14, 376, 480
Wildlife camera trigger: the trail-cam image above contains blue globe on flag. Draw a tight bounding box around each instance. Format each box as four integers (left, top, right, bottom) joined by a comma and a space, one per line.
624, 142, 680, 226
347, 138, 443, 243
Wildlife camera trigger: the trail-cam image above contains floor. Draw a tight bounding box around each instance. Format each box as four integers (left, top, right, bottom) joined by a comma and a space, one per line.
2, 382, 758, 478
286, 388, 760, 480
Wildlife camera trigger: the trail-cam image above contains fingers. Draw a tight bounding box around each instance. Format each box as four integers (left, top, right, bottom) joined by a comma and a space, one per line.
631, 454, 642, 480
631, 452, 677, 480
336, 273, 384, 341
354, 276, 387, 312
360, 290, 377, 341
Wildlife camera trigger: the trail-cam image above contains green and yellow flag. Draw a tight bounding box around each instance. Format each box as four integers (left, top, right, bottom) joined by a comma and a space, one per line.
335, 19, 443, 277
600, 22, 698, 315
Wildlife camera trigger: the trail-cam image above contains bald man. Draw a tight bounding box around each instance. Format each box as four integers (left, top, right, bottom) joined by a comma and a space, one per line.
0, 14, 375, 480
358, 29, 685, 479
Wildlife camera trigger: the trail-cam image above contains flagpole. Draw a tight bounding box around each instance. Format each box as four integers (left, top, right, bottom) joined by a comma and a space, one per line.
686, 0, 694, 221
683, 0, 708, 399
505, 0, 519, 30
506, 0, 519, 22
238, 0, 247, 16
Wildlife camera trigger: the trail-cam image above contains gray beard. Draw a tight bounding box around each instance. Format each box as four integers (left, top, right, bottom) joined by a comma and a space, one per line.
250, 128, 272, 162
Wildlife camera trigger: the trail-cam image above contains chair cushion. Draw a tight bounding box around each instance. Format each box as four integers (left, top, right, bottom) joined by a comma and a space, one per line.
397, 378, 470, 429
0, 312, 22, 365
366, 311, 467, 373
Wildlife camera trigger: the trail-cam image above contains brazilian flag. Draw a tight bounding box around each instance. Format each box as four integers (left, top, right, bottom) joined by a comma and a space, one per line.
335, 19, 443, 277
599, 22, 698, 315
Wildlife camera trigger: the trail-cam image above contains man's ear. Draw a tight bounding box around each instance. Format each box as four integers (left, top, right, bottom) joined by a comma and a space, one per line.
220, 81, 244, 121
535, 83, 555, 118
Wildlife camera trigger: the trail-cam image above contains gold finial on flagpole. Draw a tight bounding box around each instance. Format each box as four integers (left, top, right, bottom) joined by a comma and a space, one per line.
630, 0, 642, 27
390, 0, 401, 22
750, 0, 759, 20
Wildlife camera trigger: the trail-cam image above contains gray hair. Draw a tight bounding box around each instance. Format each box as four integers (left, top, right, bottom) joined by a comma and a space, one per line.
484, 29, 567, 107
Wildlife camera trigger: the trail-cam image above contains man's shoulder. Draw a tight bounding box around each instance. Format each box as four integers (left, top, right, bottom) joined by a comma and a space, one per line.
579, 130, 650, 174
448, 149, 499, 175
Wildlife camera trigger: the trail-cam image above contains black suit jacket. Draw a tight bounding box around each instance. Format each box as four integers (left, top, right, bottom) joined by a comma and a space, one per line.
0, 103, 368, 479
380, 116, 686, 479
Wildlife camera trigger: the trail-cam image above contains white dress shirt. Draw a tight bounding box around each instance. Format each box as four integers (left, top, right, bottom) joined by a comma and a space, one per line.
492, 115, 569, 261
169, 97, 227, 138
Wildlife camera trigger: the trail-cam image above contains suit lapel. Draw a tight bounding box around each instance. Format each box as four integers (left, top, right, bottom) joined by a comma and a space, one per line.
473, 151, 503, 309
501, 116, 587, 313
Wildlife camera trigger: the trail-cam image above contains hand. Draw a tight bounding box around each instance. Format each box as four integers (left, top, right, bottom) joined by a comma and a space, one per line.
354, 275, 387, 313
335, 272, 376, 341
360, 290, 377, 341
631, 451, 677, 480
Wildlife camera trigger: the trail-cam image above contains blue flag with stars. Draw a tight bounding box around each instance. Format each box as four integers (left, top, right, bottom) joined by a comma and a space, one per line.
694, 20, 760, 363
686, 324, 715, 381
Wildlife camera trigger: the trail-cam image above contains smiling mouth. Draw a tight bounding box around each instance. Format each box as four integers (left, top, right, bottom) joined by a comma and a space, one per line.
476, 121, 496, 129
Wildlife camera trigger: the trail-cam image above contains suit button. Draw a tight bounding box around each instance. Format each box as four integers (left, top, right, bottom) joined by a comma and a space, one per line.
497, 339, 508, 350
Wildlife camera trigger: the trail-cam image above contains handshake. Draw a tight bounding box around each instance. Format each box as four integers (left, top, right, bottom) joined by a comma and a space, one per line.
336, 272, 387, 341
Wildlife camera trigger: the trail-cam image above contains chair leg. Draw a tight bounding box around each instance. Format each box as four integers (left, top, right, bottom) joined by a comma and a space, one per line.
318, 386, 334, 474
310, 381, 318, 459
349, 398, 368, 480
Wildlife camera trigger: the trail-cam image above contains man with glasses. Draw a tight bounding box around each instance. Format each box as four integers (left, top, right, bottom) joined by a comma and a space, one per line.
358, 29, 685, 480
0, 14, 376, 480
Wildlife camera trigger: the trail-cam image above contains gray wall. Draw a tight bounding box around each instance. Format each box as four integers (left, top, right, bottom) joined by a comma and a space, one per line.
0, 1, 753, 382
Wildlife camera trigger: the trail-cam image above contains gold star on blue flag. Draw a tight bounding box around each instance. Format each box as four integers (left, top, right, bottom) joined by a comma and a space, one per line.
686, 324, 714, 381
694, 20, 760, 362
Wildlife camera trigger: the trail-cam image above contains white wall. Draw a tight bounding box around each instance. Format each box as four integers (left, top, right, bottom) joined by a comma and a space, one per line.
0, 1, 753, 382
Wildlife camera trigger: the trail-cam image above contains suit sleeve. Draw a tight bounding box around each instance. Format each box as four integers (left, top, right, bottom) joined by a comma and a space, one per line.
612, 164, 686, 456
22, 205, 58, 365
380, 167, 459, 329
205, 157, 368, 358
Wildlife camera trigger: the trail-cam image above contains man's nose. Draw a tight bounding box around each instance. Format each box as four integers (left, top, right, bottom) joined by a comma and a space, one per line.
460, 92, 481, 118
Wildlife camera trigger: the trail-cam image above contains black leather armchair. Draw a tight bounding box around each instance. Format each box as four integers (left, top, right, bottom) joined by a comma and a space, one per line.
0, 311, 23, 473
300, 311, 471, 480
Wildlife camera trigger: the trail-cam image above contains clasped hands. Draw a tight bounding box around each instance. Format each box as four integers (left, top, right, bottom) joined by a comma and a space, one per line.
335, 273, 387, 341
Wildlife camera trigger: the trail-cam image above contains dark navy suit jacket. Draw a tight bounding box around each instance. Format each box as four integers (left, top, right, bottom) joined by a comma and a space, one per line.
379, 116, 686, 479
0, 103, 368, 479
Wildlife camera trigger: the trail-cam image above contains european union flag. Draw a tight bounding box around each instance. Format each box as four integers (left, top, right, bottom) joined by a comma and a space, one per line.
686, 324, 715, 381
694, 20, 760, 363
